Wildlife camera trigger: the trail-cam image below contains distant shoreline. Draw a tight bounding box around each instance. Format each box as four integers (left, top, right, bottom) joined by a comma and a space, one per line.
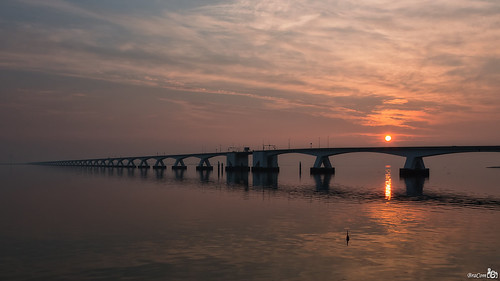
487, 166, 500, 168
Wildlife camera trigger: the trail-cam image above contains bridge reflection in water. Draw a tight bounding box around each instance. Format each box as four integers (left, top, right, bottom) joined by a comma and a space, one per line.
66, 164, 431, 199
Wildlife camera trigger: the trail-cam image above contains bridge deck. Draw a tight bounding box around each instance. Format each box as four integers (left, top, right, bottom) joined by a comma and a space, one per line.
32, 146, 500, 176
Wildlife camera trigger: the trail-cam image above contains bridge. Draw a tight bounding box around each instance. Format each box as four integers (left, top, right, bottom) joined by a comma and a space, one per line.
32, 146, 500, 176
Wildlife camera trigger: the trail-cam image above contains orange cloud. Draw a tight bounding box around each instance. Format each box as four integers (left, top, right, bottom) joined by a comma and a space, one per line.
362, 109, 429, 128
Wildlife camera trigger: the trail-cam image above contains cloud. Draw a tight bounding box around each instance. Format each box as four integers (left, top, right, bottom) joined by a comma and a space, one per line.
384, 99, 408, 105
1, 0, 499, 133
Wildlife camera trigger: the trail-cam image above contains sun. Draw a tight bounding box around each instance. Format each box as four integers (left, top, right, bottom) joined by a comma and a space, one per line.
385, 135, 392, 142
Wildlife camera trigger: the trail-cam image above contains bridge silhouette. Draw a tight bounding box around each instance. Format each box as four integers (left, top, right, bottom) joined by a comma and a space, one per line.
33, 146, 500, 177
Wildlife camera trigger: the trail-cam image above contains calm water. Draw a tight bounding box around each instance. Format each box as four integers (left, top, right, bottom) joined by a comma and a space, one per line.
0, 153, 499, 281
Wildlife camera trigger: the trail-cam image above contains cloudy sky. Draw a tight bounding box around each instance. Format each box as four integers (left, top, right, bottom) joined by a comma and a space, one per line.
1, 0, 499, 162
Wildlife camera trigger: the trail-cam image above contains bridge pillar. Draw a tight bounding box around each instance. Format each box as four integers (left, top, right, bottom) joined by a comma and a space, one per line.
105, 159, 114, 167
153, 159, 167, 169
400, 156, 429, 177
126, 159, 136, 168
172, 158, 187, 170
196, 158, 213, 171
252, 151, 279, 172
138, 159, 150, 169
310, 155, 335, 174
115, 159, 126, 168
226, 152, 250, 171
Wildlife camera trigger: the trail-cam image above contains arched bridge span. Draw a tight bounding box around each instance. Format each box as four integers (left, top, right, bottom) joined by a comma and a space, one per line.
251, 146, 500, 175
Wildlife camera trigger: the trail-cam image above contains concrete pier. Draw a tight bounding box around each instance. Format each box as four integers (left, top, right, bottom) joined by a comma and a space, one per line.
152, 166, 167, 170
196, 166, 214, 171
172, 166, 187, 170
196, 158, 213, 171
171, 158, 187, 170
400, 156, 429, 177
226, 151, 250, 171
251, 166, 280, 172
310, 155, 334, 174
252, 151, 279, 172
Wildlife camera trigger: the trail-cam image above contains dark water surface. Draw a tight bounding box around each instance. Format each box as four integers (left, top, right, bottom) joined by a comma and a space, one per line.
0, 153, 499, 280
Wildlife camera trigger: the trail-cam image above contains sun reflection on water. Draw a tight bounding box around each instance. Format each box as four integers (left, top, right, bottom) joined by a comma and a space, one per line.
385, 165, 392, 200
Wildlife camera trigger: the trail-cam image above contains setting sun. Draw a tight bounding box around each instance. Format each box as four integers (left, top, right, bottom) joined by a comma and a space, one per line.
385, 135, 392, 142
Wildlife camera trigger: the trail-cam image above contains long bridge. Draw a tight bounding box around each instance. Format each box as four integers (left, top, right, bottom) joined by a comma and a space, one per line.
32, 146, 500, 176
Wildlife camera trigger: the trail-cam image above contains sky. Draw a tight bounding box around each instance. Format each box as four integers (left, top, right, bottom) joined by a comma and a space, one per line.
0, 0, 499, 162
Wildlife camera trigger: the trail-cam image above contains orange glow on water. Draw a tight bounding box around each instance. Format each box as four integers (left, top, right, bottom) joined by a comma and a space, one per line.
385, 166, 392, 200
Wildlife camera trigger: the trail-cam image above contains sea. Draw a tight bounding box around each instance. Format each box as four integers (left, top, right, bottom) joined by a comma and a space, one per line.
0, 153, 499, 280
